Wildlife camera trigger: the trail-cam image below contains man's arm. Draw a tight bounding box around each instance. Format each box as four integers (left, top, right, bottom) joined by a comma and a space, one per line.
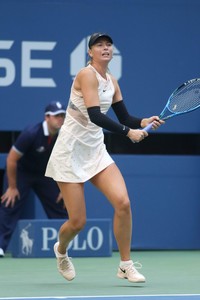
1, 148, 22, 207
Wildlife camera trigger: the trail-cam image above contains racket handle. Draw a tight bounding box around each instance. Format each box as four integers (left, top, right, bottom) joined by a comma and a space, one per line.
143, 122, 153, 132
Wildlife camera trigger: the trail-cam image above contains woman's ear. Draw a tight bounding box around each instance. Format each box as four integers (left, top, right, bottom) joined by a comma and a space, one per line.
88, 49, 92, 58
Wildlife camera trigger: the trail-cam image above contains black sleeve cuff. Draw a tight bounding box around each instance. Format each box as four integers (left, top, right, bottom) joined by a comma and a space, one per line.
87, 106, 130, 136
112, 100, 142, 129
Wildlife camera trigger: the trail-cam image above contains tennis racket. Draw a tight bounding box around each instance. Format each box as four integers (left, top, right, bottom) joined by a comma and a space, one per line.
144, 78, 200, 132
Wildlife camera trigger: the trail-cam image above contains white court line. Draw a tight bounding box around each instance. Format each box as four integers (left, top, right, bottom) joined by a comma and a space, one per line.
1, 294, 200, 299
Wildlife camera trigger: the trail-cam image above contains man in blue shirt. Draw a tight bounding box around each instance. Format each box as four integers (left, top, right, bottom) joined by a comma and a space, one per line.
0, 101, 67, 257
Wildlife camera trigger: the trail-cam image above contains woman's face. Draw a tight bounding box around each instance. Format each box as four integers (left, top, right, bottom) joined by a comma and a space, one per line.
88, 38, 113, 63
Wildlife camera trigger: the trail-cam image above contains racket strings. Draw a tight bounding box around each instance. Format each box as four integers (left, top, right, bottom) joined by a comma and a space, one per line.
167, 81, 200, 113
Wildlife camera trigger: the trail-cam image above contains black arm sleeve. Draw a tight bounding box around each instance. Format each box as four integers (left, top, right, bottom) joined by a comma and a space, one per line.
111, 100, 142, 129
87, 106, 130, 136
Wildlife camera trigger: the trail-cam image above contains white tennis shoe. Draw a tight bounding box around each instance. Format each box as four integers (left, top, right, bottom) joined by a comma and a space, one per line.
0, 248, 5, 257
54, 242, 75, 281
117, 261, 146, 283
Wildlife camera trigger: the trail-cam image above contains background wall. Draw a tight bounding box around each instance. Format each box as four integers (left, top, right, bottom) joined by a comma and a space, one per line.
1, 0, 200, 250
21, 154, 200, 250
1, 0, 200, 132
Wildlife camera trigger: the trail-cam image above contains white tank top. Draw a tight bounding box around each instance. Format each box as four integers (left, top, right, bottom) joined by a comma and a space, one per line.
63, 64, 115, 147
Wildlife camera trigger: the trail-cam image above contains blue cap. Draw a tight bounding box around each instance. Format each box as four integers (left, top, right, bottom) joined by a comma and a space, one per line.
45, 101, 66, 116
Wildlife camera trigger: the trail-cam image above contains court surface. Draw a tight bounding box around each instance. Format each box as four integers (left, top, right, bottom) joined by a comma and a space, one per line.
0, 251, 200, 300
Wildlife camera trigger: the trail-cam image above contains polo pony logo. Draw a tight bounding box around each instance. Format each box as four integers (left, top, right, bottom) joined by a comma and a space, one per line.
20, 223, 34, 255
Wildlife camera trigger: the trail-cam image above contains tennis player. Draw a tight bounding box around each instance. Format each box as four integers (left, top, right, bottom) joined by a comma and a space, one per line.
45, 33, 163, 283
0, 102, 68, 258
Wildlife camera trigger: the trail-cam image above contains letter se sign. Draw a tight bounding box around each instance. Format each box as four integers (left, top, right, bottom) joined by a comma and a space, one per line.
0, 40, 56, 87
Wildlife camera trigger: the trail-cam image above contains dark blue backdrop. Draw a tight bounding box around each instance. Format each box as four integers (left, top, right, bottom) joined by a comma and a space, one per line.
0, 0, 200, 132
1, 0, 200, 251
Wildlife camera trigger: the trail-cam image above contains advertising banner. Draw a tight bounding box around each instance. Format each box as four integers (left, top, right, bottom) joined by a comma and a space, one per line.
10, 219, 112, 258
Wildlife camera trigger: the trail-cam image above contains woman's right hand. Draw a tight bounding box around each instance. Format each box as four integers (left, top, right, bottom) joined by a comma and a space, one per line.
127, 129, 148, 143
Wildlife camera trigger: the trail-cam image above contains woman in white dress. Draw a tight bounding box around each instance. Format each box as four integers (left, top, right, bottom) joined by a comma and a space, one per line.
45, 32, 163, 283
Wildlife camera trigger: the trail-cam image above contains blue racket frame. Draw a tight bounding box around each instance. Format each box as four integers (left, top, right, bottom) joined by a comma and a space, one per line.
144, 78, 200, 132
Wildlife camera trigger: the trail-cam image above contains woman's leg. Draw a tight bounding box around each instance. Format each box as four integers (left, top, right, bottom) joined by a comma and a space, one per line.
56, 182, 86, 254
91, 163, 145, 283
90, 163, 132, 261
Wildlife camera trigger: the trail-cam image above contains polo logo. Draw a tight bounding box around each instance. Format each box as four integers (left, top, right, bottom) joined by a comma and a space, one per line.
20, 223, 34, 255
10, 219, 112, 258
41, 226, 103, 252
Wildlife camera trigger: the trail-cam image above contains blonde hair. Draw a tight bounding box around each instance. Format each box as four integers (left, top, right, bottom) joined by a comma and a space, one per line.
87, 59, 92, 66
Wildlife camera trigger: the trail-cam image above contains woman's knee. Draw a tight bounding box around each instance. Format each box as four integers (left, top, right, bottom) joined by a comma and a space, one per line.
69, 216, 86, 233
115, 197, 131, 216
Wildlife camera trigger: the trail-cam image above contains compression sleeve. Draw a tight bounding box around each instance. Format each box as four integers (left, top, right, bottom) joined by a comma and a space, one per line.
111, 100, 142, 129
87, 106, 130, 136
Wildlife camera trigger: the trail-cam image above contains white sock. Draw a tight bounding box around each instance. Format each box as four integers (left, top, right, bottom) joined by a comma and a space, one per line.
120, 260, 133, 268
56, 243, 67, 258
57, 251, 66, 258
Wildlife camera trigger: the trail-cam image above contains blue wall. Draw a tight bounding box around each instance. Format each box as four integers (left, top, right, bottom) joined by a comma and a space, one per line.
1, 0, 200, 250
0, 0, 200, 132
15, 154, 200, 250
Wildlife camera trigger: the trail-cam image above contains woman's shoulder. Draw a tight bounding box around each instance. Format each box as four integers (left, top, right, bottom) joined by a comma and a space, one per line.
76, 65, 96, 79
109, 73, 118, 86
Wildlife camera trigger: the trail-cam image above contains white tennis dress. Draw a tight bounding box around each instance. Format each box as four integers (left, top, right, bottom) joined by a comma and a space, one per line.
45, 65, 115, 182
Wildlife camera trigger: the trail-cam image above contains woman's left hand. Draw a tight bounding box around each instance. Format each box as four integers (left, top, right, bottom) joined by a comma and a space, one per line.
141, 116, 165, 130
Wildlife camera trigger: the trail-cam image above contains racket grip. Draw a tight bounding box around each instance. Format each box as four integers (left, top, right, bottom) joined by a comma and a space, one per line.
143, 122, 153, 132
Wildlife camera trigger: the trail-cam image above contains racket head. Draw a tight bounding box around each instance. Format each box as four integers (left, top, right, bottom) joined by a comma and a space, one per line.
159, 78, 200, 120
